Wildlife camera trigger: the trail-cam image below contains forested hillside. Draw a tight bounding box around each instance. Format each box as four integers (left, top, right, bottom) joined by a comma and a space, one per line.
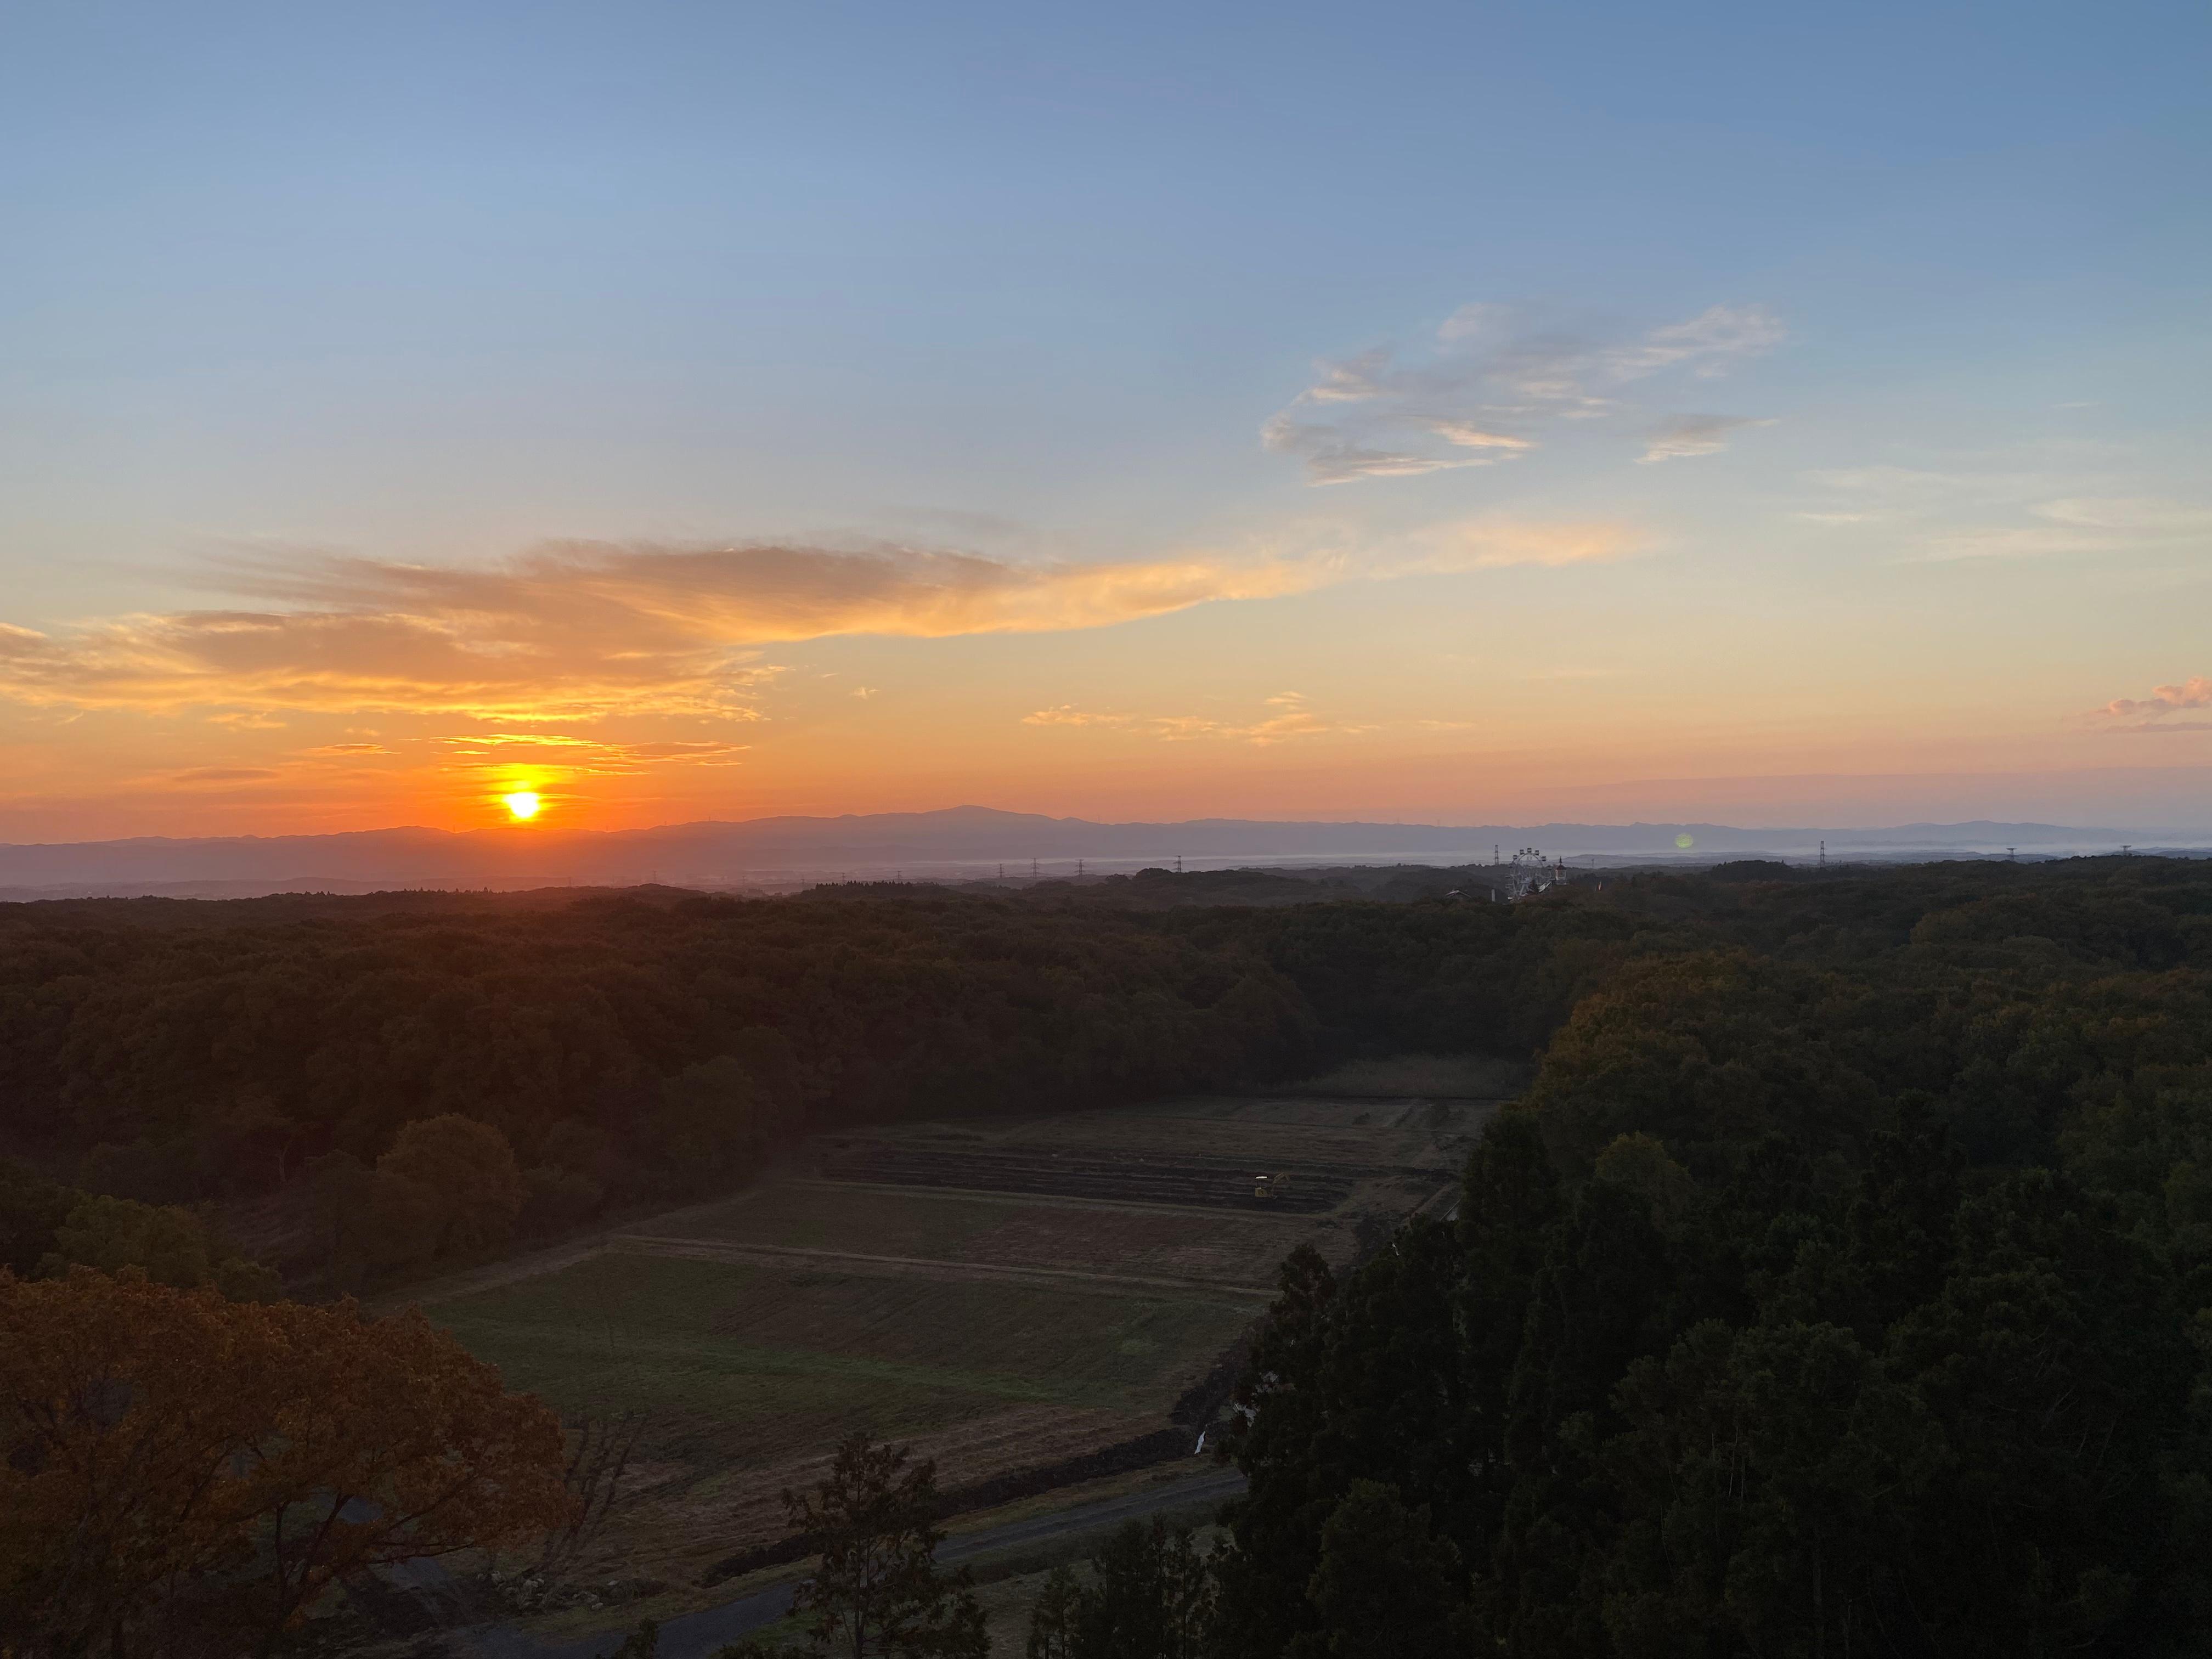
1214, 856, 2212, 1657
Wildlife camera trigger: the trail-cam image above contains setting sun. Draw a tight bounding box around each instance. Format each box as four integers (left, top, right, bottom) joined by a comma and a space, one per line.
503, 791, 542, 822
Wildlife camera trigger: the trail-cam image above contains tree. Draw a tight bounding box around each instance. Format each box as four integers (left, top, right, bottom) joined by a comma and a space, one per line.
0, 1267, 574, 1657
650, 1057, 769, 1195
37, 1192, 280, 1300
1068, 1519, 1213, 1659
521, 1164, 605, 1236
782, 1431, 988, 1658
1025, 1564, 1081, 1659
0, 1159, 77, 1277
377, 1114, 526, 1256
308, 1152, 441, 1287
41, 1192, 216, 1286
1290, 1481, 1467, 1659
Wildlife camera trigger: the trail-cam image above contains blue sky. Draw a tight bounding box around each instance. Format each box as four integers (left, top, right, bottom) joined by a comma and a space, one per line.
2, 1, 2208, 836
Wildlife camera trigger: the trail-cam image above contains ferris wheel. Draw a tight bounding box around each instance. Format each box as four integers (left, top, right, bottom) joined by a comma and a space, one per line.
1508, 846, 1550, 899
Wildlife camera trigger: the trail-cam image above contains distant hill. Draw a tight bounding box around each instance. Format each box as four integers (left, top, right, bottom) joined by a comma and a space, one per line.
2, 804, 2193, 899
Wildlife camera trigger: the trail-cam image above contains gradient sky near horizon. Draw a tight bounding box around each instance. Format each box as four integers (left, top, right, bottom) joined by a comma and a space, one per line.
4, 1, 2209, 840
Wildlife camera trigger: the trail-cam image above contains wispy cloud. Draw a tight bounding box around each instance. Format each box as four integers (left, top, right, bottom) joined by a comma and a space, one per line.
1799, 467, 2212, 564
1025, 691, 1376, 747
1266, 302, 1784, 483
431, 731, 753, 775
1638, 413, 1775, 464
2035, 498, 2212, 534
1022, 706, 1132, 727
0, 524, 1642, 722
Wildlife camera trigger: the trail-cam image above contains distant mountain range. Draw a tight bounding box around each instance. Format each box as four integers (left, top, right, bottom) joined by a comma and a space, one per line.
2, 805, 2201, 900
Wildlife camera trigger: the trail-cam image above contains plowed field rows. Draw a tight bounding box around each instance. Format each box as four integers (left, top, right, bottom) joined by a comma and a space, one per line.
677, 1183, 1338, 1284
426, 1077, 1513, 1606
818, 1143, 1356, 1211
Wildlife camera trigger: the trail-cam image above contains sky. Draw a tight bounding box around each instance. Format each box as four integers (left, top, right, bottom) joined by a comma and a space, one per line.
3, 0, 2209, 840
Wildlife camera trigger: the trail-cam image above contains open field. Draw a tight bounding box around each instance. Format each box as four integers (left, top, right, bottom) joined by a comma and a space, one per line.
669, 1182, 1330, 1287
422, 1066, 1524, 1632
436, 1250, 1249, 1463
1276, 1053, 1531, 1099
811, 1092, 1500, 1215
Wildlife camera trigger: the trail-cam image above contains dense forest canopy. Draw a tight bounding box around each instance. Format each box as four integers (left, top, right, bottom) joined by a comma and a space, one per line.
1, 858, 2209, 1250
1209, 857, 2212, 1657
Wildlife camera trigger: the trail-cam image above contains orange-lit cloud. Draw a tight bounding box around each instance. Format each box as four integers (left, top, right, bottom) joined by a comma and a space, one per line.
432, 732, 753, 775
1024, 692, 1380, 747
0, 526, 1640, 722
2087, 676, 2212, 732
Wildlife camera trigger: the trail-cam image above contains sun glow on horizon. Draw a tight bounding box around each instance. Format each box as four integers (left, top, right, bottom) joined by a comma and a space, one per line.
503, 790, 542, 821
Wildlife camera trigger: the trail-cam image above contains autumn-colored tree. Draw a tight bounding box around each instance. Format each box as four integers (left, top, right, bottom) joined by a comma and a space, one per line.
783, 1432, 988, 1658
0, 1267, 574, 1658
377, 1114, 527, 1256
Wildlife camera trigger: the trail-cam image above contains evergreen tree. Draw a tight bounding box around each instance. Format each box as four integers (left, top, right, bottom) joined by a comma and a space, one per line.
783, 1432, 988, 1659
1289, 1481, 1469, 1659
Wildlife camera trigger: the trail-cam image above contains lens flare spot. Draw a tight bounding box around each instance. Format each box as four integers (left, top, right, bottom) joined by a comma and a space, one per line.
504, 791, 542, 821
1675, 832, 1694, 849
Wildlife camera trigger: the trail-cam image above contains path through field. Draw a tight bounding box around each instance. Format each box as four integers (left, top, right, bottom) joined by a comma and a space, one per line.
460, 1465, 1250, 1659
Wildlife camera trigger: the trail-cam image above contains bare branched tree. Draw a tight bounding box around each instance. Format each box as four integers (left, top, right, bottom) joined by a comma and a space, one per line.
529, 1411, 645, 1580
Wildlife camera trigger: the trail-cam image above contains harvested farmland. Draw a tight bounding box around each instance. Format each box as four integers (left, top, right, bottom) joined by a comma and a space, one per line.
813, 1142, 1358, 1212
673, 1182, 1335, 1286
434, 1250, 1244, 1469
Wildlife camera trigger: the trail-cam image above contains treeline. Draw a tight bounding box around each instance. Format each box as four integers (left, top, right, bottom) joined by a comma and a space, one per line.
1212, 857, 2212, 1657
5, 858, 2210, 1296
0, 892, 1317, 1280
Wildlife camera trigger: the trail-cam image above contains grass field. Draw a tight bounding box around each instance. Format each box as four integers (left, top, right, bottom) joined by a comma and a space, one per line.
436, 1251, 1245, 1467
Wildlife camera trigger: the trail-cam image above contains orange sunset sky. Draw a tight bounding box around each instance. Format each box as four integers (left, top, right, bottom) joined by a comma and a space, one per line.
4, 6, 2208, 840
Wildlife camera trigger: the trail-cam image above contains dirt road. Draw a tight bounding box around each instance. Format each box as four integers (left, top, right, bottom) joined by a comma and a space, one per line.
460, 1464, 1248, 1659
